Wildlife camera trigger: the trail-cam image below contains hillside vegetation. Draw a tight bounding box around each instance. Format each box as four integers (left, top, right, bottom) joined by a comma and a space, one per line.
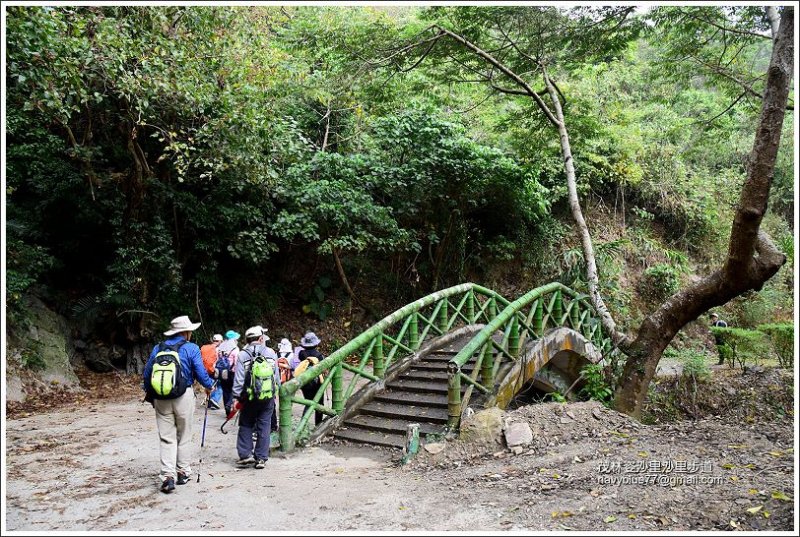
5, 7, 794, 383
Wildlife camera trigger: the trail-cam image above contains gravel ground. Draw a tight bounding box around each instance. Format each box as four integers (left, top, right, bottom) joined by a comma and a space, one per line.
5, 370, 796, 532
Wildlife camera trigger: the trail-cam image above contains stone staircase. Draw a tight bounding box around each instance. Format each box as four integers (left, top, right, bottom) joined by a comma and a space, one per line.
332, 338, 489, 449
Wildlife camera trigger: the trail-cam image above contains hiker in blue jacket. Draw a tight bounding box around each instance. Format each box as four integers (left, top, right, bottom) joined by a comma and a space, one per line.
143, 316, 214, 494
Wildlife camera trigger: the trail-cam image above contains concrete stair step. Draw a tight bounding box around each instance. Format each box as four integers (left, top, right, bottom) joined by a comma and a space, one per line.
344, 415, 444, 436
360, 401, 450, 423
385, 378, 463, 394
373, 390, 449, 408
332, 427, 406, 448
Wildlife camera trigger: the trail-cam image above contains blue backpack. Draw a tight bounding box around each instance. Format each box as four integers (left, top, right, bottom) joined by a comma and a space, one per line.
215, 350, 233, 381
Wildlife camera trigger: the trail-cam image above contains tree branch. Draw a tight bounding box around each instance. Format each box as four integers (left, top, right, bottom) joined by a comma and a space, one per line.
432, 24, 560, 126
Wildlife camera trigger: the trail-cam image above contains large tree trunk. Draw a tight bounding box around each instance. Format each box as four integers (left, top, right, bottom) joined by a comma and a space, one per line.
613, 7, 793, 418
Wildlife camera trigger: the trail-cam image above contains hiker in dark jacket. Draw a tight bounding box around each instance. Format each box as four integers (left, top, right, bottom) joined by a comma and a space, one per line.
142, 316, 214, 494
232, 325, 280, 469
710, 313, 729, 365
295, 331, 327, 426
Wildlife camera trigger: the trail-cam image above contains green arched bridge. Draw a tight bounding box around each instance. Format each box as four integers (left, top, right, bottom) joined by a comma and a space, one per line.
279, 283, 612, 452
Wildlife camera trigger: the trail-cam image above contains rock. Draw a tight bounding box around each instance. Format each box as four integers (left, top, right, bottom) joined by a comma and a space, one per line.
6, 374, 25, 403
460, 407, 504, 444
504, 421, 533, 447
511, 446, 524, 455
10, 296, 80, 388
424, 442, 446, 455
592, 408, 603, 420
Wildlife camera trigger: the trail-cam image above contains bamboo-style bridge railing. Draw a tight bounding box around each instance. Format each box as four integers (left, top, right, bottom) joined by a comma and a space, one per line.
278, 283, 511, 452
446, 283, 612, 427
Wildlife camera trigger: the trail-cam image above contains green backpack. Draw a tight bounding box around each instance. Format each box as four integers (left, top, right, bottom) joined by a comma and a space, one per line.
149, 341, 188, 399
245, 350, 276, 401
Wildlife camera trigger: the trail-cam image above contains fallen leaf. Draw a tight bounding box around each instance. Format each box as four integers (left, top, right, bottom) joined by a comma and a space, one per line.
748, 489, 759, 495
771, 491, 792, 502
627, 514, 637, 519
637, 451, 648, 458
746, 505, 763, 515
604, 515, 617, 523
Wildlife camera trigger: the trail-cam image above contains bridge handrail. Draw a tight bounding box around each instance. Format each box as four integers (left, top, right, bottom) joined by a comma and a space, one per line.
447, 282, 611, 427
279, 282, 510, 451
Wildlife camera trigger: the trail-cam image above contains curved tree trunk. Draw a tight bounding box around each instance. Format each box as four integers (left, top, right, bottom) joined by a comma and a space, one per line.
543, 71, 627, 348
613, 7, 793, 418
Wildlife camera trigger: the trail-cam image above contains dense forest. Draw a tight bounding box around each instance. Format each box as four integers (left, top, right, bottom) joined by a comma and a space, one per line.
5, 6, 795, 410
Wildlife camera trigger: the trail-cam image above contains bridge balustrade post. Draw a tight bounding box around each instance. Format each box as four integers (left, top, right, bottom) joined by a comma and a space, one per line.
509, 316, 520, 357
409, 313, 419, 350
553, 291, 563, 326
488, 296, 497, 321
570, 299, 580, 330
533, 300, 543, 336
373, 334, 385, 378
447, 363, 462, 428
481, 342, 494, 388
279, 386, 294, 452
466, 291, 475, 323
438, 300, 448, 333
331, 363, 344, 413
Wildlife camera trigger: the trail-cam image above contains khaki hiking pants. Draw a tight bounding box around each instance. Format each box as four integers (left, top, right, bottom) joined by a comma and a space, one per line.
153, 389, 195, 480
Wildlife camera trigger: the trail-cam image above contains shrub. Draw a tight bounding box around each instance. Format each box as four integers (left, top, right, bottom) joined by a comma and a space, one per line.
711, 327, 770, 370
680, 350, 711, 382
579, 363, 613, 405
757, 323, 793, 369
639, 263, 681, 302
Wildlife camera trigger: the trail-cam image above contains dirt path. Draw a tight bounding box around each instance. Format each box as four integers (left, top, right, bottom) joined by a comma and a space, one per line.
5, 383, 796, 531
5, 396, 498, 531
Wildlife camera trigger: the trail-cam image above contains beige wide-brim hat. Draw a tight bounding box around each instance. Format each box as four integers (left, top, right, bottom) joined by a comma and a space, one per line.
164, 315, 202, 336
300, 332, 321, 347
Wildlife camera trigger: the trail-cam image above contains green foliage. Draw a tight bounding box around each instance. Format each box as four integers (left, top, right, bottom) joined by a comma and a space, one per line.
546, 391, 567, 404
639, 263, 681, 303
20, 345, 47, 371
3, 5, 793, 353
303, 276, 334, 321
579, 363, 614, 406
680, 350, 711, 382
757, 324, 794, 369
711, 327, 770, 370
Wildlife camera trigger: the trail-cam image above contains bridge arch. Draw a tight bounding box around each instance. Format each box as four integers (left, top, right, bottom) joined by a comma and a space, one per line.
488, 327, 603, 410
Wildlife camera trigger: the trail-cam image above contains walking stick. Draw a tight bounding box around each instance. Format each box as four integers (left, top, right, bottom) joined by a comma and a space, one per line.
197, 383, 215, 483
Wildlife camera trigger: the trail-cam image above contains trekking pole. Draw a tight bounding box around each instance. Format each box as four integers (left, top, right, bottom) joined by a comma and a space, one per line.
197, 382, 216, 484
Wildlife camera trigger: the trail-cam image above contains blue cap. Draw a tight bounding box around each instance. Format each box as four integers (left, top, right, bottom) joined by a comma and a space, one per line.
225, 330, 240, 340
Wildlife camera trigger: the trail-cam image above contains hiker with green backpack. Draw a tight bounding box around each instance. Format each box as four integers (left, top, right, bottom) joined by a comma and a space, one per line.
231, 325, 280, 469
143, 315, 215, 494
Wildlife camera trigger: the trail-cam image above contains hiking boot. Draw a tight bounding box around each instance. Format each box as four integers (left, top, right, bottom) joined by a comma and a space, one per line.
176, 472, 191, 485
160, 477, 176, 493
254, 459, 266, 469
236, 456, 255, 467
208, 398, 221, 410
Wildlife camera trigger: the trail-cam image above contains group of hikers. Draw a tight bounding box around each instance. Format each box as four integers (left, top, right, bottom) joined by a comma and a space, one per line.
142, 315, 327, 494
